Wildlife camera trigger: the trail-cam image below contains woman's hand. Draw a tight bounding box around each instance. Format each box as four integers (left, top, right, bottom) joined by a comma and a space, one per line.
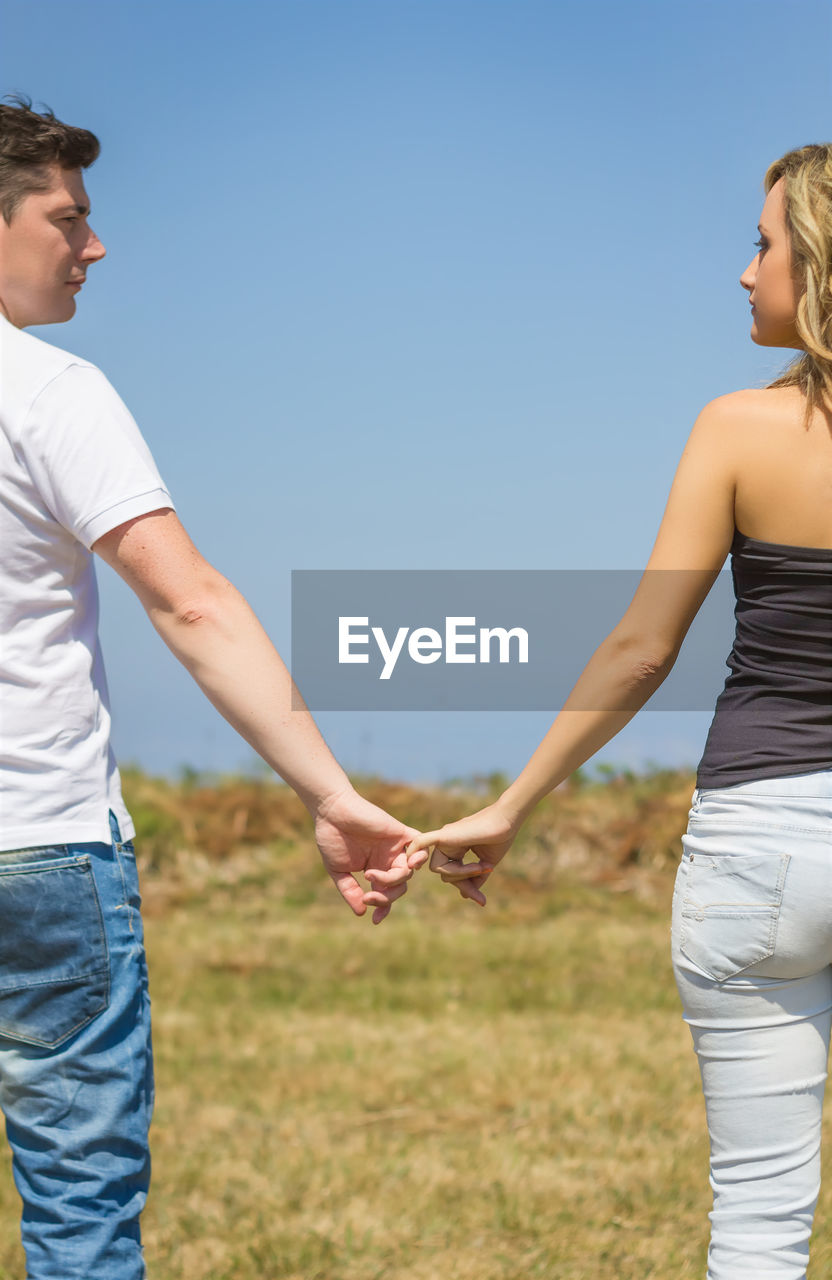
405, 802, 520, 906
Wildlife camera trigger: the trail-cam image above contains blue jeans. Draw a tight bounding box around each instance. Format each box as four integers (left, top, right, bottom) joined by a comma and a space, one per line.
0, 812, 153, 1279
671, 769, 832, 1280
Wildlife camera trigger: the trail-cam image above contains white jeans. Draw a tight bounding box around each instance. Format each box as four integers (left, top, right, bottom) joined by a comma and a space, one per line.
671, 768, 832, 1280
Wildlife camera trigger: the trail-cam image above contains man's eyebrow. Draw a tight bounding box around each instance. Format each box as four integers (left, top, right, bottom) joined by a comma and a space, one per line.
53, 202, 90, 216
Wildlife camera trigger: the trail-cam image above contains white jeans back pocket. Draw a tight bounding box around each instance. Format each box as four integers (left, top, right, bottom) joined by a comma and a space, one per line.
679, 850, 790, 982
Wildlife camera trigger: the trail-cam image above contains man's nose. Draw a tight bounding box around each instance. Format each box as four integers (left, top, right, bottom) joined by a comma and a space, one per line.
82, 228, 106, 263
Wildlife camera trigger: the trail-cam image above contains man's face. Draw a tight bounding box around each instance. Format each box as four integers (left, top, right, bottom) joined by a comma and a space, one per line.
0, 164, 106, 329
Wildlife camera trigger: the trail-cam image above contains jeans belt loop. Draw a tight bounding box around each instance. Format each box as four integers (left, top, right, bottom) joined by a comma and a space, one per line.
108, 809, 123, 849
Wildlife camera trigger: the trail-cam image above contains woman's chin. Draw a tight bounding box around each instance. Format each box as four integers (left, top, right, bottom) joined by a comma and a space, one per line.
749, 319, 804, 350
749, 323, 775, 348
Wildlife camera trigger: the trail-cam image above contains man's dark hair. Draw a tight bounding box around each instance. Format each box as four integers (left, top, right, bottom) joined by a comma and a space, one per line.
0, 94, 100, 225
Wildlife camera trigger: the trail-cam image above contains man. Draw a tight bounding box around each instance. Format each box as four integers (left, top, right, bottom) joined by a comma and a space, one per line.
0, 96, 425, 1279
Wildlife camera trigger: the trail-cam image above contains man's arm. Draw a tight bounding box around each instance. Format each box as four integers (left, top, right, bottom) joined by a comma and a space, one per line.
93, 507, 425, 921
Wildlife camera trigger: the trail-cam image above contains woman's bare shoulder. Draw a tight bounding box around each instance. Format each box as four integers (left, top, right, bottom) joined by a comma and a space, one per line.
697, 386, 799, 419
692, 388, 807, 442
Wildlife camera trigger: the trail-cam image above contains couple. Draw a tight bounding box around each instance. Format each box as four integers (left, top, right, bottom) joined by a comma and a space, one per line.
1, 95, 831, 1280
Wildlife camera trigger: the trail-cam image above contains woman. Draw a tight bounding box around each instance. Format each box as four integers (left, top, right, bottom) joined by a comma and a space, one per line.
408, 144, 832, 1280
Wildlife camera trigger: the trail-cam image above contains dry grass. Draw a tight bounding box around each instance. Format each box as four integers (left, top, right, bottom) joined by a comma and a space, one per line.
0, 768, 829, 1278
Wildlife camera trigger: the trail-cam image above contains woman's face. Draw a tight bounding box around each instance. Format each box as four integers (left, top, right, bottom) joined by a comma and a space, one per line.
740, 177, 803, 349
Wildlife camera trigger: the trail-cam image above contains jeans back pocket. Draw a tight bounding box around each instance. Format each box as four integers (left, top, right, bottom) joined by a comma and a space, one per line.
679, 849, 790, 982
0, 852, 110, 1048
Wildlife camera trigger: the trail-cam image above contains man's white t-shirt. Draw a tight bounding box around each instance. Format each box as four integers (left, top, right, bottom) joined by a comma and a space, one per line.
0, 313, 174, 849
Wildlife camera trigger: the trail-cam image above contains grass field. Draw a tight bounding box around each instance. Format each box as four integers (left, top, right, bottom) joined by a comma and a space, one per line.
0, 767, 829, 1278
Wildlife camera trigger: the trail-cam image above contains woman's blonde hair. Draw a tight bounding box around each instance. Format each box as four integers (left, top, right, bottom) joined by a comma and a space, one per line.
763, 143, 832, 423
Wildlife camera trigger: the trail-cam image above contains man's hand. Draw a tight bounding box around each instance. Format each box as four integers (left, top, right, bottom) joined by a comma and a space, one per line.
313, 787, 427, 924
405, 802, 519, 906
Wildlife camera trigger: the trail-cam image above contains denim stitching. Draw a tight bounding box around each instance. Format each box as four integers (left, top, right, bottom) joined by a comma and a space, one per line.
0, 844, 70, 856
0, 964, 110, 996
689, 818, 829, 836
0, 856, 91, 877
108, 812, 136, 941
113, 845, 135, 937
678, 852, 790, 980
0, 971, 110, 1049
0, 854, 111, 1045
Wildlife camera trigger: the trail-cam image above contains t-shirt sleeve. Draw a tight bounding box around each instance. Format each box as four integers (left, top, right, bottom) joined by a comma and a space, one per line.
17, 361, 175, 549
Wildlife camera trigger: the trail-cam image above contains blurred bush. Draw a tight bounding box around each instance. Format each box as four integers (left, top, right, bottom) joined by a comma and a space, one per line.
120, 762, 697, 882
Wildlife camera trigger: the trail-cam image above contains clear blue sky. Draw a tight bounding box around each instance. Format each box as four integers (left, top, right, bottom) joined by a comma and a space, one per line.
3, 0, 830, 782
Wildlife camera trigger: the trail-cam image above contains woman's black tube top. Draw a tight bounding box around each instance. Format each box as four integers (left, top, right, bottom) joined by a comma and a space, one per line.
696, 528, 832, 788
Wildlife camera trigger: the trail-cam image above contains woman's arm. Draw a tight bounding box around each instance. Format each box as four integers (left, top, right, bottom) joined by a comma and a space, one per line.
408, 393, 743, 901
